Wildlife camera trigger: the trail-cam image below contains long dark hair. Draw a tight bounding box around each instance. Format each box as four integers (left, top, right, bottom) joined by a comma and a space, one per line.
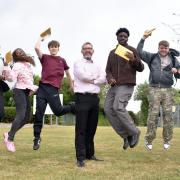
12, 48, 35, 66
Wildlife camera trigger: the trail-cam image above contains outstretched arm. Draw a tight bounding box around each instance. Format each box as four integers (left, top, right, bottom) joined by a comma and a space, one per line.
35, 37, 43, 59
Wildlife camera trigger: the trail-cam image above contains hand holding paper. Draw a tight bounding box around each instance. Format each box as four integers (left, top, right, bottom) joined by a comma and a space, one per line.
143, 28, 156, 39
125, 51, 134, 61
5, 51, 13, 64
40, 27, 51, 41
115, 44, 133, 61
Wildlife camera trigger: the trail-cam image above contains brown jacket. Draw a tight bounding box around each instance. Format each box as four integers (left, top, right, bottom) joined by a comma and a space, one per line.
106, 44, 144, 86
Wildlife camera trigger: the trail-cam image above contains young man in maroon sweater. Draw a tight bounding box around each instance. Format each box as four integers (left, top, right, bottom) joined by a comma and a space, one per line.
33, 37, 74, 150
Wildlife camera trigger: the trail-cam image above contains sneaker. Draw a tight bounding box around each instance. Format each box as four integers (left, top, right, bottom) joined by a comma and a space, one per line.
33, 138, 41, 150
163, 143, 170, 150
123, 138, 129, 150
76, 160, 85, 167
5, 141, 16, 152
3, 132, 16, 152
128, 131, 141, 148
145, 140, 152, 150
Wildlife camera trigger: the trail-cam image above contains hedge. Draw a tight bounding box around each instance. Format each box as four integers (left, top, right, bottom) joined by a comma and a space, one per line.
2, 107, 138, 126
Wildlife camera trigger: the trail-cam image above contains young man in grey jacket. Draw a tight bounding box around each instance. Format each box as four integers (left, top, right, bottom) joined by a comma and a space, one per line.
137, 31, 180, 150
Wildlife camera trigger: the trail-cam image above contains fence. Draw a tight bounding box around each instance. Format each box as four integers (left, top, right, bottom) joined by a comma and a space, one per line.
157, 105, 180, 127
33, 94, 75, 125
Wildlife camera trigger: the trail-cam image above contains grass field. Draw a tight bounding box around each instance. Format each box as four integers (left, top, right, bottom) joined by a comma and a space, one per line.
0, 125, 180, 180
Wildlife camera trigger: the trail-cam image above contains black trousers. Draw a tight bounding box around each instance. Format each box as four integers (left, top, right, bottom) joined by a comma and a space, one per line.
75, 93, 99, 161
33, 83, 71, 138
9, 88, 31, 141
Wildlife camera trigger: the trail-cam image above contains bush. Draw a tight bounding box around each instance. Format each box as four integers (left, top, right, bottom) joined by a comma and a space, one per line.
2, 107, 139, 127
129, 111, 139, 126
3, 107, 34, 123
3, 107, 16, 123
98, 111, 110, 126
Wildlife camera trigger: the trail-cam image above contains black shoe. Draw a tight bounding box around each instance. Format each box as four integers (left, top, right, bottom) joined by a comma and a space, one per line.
33, 138, 41, 150
123, 138, 129, 150
69, 102, 76, 115
128, 131, 140, 148
76, 160, 85, 167
88, 155, 104, 161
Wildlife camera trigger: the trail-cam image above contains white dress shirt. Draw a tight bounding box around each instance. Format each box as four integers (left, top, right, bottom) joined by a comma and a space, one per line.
73, 58, 106, 94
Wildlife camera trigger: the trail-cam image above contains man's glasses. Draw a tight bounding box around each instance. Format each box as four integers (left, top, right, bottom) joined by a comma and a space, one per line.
82, 47, 93, 50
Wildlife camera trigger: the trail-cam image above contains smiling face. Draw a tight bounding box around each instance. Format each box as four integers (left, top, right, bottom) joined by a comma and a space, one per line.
15, 48, 26, 57
117, 32, 129, 46
48, 40, 60, 56
158, 40, 169, 57
49, 45, 59, 56
158, 45, 169, 57
81, 43, 94, 60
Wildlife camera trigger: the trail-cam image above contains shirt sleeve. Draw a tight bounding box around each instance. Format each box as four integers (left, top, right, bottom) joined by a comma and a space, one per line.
106, 51, 114, 83
6, 63, 21, 82
73, 61, 94, 81
63, 59, 69, 70
94, 67, 107, 85
39, 54, 46, 64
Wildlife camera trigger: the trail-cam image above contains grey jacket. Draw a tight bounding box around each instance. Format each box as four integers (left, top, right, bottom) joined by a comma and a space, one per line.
137, 38, 180, 88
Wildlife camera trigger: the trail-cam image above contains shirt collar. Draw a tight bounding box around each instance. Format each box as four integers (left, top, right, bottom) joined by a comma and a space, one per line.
82, 58, 93, 63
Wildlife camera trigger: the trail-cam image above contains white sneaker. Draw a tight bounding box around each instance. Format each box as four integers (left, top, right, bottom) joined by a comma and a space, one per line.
5, 141, 16, 152
145, 141, 152, 150
163, 143, 170, 150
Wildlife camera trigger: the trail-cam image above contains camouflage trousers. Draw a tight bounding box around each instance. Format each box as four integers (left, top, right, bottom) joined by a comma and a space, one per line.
145, 87, 174, 144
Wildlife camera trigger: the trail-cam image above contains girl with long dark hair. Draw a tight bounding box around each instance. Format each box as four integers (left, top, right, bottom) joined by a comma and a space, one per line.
3, 48, 38, 152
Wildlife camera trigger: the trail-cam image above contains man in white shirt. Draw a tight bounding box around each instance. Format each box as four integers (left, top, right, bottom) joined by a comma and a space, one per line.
73, 42, 106, 167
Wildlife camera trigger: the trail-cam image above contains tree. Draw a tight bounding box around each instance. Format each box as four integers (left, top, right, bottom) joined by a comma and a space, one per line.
4, 90, 14, 106
134, 81, 180, 126
172, 88, 180, 105
134, 81, 149, 126
99, 84, 110, 111
60, 77, 74, 104
129, 111, 138, 125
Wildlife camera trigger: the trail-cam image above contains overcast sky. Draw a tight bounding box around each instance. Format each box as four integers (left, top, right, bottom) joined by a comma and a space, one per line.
0, 0, 180, 112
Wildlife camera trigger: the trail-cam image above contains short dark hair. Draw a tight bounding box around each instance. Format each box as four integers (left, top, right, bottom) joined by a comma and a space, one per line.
158, 40, 169, 47
116, 28, 130, 37
48, 40, 60, 48
82, 42, 93, 49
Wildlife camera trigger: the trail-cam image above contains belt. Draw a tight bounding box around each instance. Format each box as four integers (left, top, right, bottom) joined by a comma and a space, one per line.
75, 92, 98, 96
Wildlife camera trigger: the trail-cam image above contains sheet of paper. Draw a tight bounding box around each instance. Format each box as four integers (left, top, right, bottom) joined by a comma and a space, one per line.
40, 27, 51, 38
115, 44, 133, 61
144, 28, 156, 36
5, 51, 13, 64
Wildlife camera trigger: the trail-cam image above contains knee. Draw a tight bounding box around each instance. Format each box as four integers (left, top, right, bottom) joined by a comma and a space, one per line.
16, 111, 26, 121
113, 102, 124, 113
54, 108, 64, 116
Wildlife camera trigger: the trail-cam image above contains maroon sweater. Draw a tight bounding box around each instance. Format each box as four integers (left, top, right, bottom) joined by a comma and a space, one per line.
106, 45, 144, 86
40, 54, 69, 88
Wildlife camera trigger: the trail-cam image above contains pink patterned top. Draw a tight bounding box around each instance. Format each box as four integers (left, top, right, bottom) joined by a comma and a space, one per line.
5, 62, 38, 92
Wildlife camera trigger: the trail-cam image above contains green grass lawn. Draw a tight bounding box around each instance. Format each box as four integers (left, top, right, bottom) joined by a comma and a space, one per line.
0, 126, 180, 180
